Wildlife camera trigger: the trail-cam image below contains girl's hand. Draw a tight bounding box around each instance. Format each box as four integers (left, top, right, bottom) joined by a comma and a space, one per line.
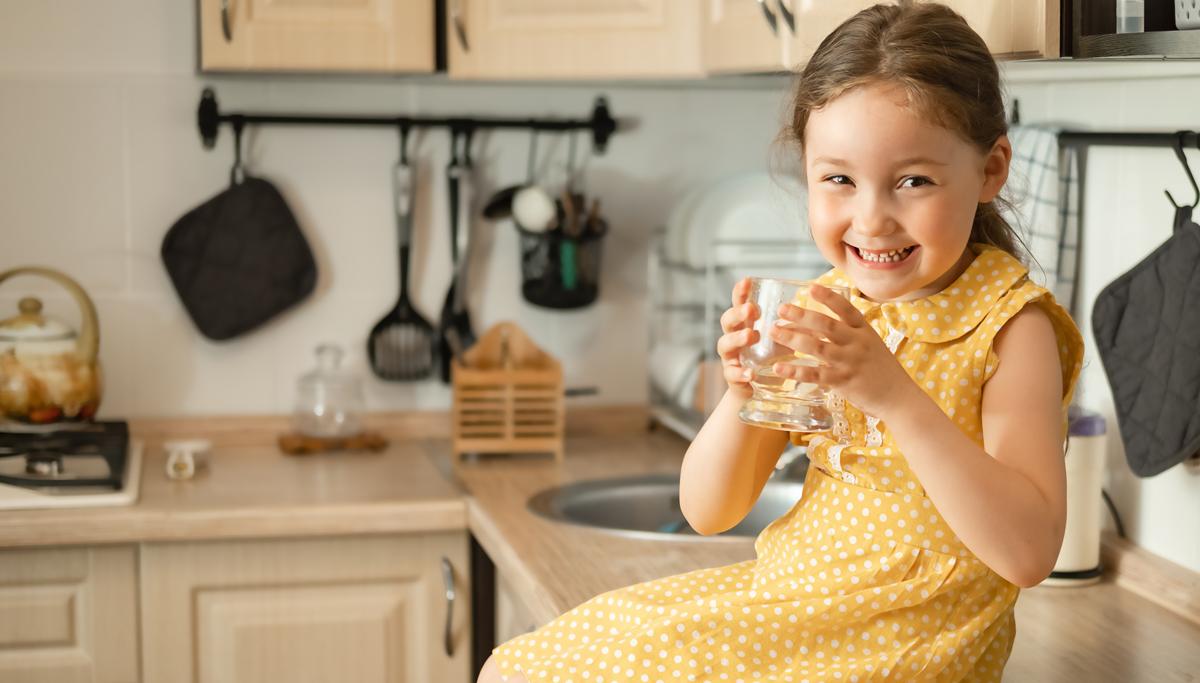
716, 278, 760, 401
767, 285, 916, 419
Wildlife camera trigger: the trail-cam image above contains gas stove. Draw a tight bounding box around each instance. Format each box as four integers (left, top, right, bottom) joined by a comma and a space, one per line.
0, 421, 142, 510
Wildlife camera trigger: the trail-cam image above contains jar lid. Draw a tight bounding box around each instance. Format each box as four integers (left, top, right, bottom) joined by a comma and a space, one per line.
0, 297, 76, 342
1067, 405, 1106, 437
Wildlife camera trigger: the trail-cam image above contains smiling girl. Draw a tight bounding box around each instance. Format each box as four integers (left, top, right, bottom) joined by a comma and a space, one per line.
480, 3, 1083, 682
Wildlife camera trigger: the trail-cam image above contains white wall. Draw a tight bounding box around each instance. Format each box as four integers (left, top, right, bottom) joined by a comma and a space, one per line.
1005, 62, 1200, 574
0, 3, 1197, 573
0, 1, 786, 418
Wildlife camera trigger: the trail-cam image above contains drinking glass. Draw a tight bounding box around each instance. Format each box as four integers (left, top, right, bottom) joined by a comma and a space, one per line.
737, 278, 851, 432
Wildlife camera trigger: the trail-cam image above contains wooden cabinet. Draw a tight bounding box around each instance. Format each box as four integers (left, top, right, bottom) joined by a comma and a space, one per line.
494, 570, 540, 646
141, 532, 471, 683
707, 0, 1062, 76
446, 0, 705, 79
702, 0, 788, 74
198, 0, 434, 72
0, 545, 139, 683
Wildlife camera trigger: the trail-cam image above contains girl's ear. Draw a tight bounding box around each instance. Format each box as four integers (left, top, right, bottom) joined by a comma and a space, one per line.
979, 135, 1012, 204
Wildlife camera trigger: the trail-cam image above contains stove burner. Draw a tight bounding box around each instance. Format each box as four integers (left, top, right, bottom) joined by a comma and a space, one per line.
0, 422, 127, 489
26, 453, 63, 476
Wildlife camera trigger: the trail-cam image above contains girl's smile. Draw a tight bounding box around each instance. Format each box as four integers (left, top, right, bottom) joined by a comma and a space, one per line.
803, 82, 1011, 302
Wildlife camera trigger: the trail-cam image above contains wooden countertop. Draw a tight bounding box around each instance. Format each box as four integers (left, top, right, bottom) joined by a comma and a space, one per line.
0, 440, 466, 548
449, 430, 1200, 683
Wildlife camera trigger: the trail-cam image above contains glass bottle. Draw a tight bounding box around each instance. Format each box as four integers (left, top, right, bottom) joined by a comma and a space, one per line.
293, 344, 365, 438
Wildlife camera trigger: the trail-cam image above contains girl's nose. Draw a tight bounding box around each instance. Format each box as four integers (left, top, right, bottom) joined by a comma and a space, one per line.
853, 194, 898, 237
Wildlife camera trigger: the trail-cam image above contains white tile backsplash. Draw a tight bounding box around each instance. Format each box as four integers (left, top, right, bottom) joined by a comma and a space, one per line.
1, 1, 1198, 573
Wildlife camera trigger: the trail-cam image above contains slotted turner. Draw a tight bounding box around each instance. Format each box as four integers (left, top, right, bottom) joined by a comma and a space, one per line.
368, 138, 436, 381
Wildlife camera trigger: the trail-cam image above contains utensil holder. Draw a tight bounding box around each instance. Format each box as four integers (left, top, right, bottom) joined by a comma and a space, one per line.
451, 322, 564, 461
516, 218, 607, 310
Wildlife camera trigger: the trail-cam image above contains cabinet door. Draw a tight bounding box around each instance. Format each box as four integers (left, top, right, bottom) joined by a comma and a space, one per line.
141, 533, 470, 683
199, 0, 434, 72
494, 570, 541, 646
0, 545, 139, 683
703, 0, 787, 74
448, 0, 704, 79
783, 0, 1059, 71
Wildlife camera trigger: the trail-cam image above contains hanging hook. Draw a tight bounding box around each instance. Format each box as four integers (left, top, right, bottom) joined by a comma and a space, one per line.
230, 116, 246, 186
565, 130, 579, 192
526, 129, 539, 185
448, 126, 462, 167
1165, 130, 1199, 209
398, 122, 411, 166
462, 126, 475, 168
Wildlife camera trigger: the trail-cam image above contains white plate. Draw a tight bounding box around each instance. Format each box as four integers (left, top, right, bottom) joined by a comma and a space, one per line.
684, 171, 811, 268
664, 181, 717, 266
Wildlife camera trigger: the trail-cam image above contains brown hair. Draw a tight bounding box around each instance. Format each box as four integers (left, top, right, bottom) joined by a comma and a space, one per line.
785, 0, 1026, 261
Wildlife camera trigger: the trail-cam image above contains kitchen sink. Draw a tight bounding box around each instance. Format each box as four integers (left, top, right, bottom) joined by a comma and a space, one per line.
526, 474, 804, 542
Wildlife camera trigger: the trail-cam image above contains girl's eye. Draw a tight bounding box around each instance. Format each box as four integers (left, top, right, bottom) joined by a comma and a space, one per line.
826, 175, 853, 186
901, 176, 932, 188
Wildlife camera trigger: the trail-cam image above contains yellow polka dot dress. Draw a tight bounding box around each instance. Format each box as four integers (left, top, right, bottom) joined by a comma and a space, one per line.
493, 246, 1084, 683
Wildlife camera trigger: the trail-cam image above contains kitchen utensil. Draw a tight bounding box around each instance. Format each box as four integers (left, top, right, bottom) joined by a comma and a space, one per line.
512, 185, 557, 232
0, 267, 102, 431
586, 199, 601, 234
294, 344, 366, 438
162, 121, 317, 341
368, 126, 436, 381
451, 322, 564, 462
483, 130, 542, 222
438, 129, 478, 382
736, 278, 851, 432
559, 188, 580, 291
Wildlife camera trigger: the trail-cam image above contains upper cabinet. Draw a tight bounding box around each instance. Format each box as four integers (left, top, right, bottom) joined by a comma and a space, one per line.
198, 0, 435, 72
706, 0, 1062, 76
196, 0, 1062, 76
445, 0, 705, 79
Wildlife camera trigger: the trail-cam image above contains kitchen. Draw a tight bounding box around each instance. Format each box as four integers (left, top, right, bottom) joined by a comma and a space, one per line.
1, 1, 1200, 682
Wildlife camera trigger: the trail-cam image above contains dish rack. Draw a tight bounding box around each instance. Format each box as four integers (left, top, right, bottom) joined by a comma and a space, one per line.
647, 228, 832, 440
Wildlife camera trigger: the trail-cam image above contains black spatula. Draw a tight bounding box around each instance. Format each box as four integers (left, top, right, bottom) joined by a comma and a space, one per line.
368, 129, 436, 381
439, 129, 477, 382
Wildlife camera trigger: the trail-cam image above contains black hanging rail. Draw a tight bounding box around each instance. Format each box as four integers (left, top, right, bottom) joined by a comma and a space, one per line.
196, 87, 619, 153
1058, 131, 1200, 149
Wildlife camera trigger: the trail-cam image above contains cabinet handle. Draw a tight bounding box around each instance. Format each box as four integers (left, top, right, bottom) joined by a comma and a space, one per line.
777, 0, 795, 36
756, 0, 778, 37
451, 0, 469, 51
441, 557, 456, 657
220, 0, 232, 42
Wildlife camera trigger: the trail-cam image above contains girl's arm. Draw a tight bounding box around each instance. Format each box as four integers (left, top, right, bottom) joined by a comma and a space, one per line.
877, 307, 1066, 588
681, 390, 790, 535
679, 278, 791, 535
776, 287, 1067, 588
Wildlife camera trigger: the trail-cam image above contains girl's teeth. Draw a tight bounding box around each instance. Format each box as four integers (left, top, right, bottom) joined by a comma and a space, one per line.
855, 246, 912, 262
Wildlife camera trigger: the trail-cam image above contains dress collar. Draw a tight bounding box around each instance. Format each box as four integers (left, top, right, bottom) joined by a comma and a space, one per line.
816, 244, 1029, 344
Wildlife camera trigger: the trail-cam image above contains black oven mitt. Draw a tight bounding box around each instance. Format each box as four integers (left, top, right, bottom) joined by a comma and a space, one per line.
162, 176, 317, 341
1092, 205, 1200, 477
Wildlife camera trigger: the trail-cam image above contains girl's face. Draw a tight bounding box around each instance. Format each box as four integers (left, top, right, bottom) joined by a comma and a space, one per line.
804, 83, 1011, 302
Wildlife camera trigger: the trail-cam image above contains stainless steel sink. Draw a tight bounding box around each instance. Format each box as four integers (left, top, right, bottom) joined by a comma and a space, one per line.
526, 474, 804, 542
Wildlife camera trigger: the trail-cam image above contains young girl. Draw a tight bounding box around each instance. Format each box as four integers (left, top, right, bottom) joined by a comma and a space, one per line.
480, 2, 1082, 682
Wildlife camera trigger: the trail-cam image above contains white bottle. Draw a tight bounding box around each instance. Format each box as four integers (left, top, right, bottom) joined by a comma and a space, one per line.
1118, 0, 1145, 33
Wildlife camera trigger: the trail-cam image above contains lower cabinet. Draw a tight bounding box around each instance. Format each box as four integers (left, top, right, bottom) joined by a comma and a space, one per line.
494, 570, 541, 647
141, 532, 471, 683
0, 545, 139, 683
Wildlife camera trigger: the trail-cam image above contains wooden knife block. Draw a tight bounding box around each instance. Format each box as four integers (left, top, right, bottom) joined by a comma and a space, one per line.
451, 322, 564, 462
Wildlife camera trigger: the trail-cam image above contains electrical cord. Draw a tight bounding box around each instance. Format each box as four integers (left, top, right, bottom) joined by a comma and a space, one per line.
1101, 488, 1126, 538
